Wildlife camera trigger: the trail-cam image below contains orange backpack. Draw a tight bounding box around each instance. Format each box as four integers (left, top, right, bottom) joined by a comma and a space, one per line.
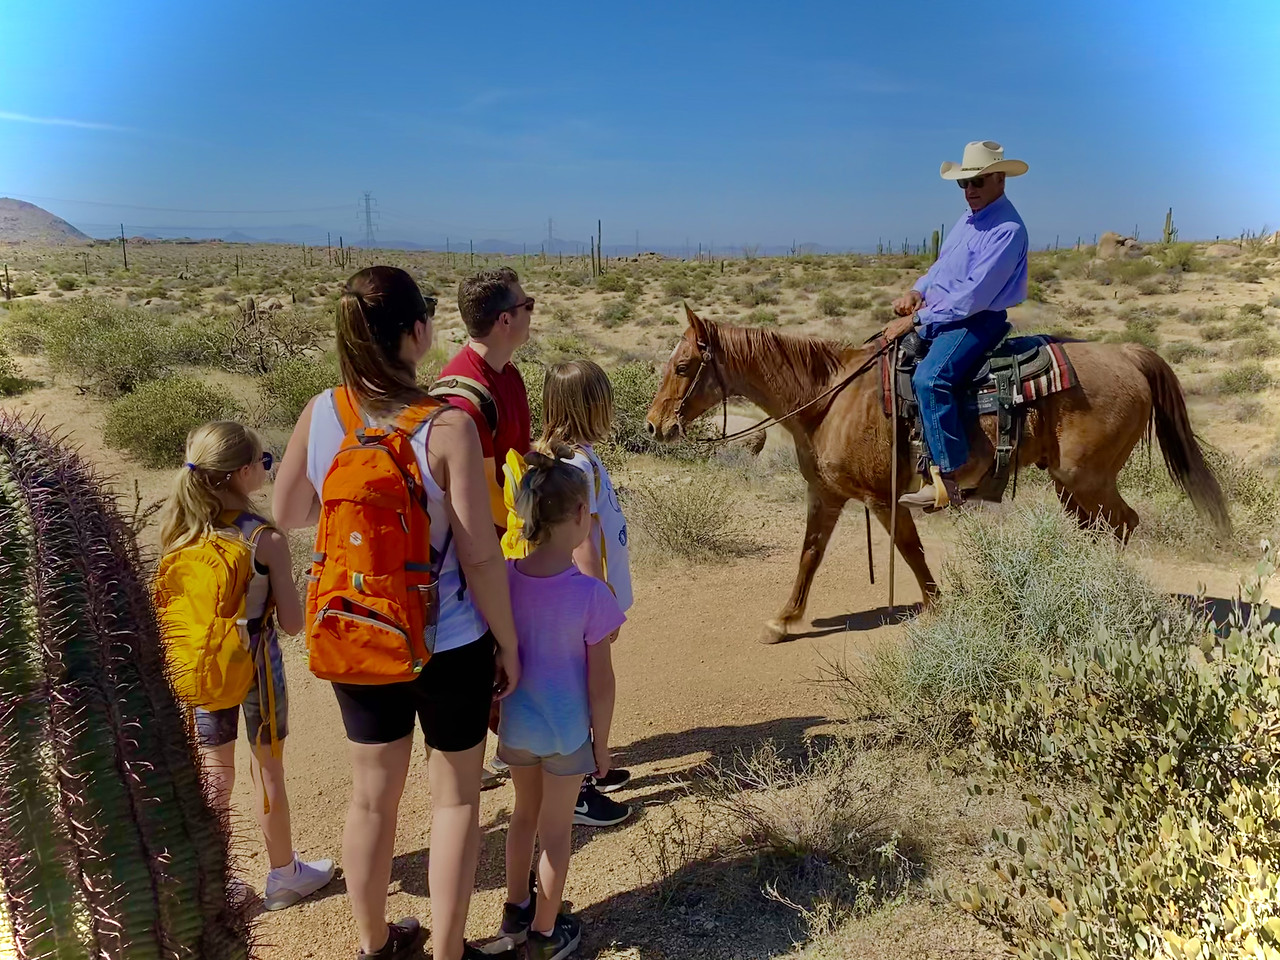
305, 388, 452, 684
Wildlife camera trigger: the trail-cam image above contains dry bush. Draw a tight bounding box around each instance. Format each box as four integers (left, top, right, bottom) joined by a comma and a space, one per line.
1120, 444, 1280, 553
627, 476, 744, 560
634, 740, 926, 940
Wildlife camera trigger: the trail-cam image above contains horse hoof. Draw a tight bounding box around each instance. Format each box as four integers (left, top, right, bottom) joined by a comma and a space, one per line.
760, 620, 790, 644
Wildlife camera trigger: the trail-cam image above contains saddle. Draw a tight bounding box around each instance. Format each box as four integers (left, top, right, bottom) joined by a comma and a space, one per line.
879, 332, 1079, 502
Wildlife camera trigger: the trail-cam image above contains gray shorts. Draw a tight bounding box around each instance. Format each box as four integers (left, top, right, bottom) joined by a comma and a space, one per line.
194, 634, 289, 749
497, 738, 595, 777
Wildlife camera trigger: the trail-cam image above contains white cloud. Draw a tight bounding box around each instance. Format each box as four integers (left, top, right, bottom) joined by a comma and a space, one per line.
0, 110, 134, 132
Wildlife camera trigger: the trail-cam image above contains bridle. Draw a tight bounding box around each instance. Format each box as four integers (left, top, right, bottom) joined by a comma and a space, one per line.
673, 339, 730, 439
671, 335, 894, 445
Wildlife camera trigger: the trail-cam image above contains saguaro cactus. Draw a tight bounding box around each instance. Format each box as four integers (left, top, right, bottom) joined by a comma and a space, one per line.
1163, 207, 1177, 244
0, 415, 250, 959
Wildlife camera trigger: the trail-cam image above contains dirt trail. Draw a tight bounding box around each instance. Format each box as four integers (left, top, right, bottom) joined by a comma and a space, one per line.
4, 380, 1264, 958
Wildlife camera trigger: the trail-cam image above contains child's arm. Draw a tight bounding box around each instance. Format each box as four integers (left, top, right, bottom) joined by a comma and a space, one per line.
572, 517, 606, 582
257, 529, 304, 635
587, 629, 618, 777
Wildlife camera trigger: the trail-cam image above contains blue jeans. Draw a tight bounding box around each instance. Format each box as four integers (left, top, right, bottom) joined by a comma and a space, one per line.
912, 312, 1011, 474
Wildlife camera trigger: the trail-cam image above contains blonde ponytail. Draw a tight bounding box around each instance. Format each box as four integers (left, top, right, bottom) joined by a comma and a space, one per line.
158, 421, 262, 553
514, 440, 589, 547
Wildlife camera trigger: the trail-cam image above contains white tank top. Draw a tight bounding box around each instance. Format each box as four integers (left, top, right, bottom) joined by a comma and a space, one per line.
305, 390, 488, 653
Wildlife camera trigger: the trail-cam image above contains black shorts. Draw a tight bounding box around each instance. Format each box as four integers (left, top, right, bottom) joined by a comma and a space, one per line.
332, 634, 496, 751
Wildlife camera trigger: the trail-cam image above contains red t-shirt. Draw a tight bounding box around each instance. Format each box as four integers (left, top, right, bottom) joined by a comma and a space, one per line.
439, 344, 531, 477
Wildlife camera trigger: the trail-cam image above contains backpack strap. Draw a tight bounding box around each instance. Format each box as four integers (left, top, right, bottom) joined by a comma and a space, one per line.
428, 376, 499, 437
332, 385, 366, 434
576, 446, 612, 595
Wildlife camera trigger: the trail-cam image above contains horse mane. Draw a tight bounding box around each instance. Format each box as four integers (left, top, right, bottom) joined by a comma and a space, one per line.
707, 321, 860, 407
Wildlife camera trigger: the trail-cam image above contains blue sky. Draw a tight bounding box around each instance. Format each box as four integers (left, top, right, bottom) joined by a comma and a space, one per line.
1, 0, 1278, 250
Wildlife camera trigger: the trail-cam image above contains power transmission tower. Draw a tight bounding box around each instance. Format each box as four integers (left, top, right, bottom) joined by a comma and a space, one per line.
359, 192, 378, 248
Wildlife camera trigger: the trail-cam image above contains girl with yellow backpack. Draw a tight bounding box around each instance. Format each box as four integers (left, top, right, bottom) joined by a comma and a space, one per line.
154, 421, 336, 910
502, 360, 635, 828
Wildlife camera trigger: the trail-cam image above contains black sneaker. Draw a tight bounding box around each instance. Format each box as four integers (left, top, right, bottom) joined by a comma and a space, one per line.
357, 918, 426, 959
585, 768, 631, 793
527, 913, 582, 960
495, 870, 537, 944
573, 784, 632, 827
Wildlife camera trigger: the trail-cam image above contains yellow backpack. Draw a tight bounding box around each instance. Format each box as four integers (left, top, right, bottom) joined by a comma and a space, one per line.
154, 512, 270, 711
501, 448, 609, 589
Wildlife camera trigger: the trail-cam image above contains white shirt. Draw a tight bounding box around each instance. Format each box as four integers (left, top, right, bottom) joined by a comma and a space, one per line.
306, 390, 488, 653
568, 445, 633, 613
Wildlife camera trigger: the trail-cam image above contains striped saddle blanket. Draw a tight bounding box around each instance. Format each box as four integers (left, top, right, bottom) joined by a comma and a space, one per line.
880, 334, 1079, 419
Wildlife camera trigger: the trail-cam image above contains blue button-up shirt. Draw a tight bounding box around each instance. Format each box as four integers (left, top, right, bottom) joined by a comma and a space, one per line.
911, 194, 1028, 339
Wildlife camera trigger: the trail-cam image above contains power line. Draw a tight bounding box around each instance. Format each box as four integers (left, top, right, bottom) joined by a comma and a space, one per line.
359, 192, 378, 247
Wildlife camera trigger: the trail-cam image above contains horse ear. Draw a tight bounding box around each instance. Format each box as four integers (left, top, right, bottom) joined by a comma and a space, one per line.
683, 302, 708, 343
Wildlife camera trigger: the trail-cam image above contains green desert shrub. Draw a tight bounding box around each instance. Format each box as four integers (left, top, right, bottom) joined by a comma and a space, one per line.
1025, 280, 1046, 302
595, 300, 634, 329
839, 499, 1171, 748
40, 299, 171, 396
947, 547, 1280, 960
0, 347, 32, 396
595, 272, 627, 293
1162, 340, 1206, 364
104, 377, 245, 468
742, 308, 779, 326
54, 275, 79, 291
1214, 362, 1273, 394
258, 353, 341, 425
13, 276, 38, 297
815, 291, 844, 316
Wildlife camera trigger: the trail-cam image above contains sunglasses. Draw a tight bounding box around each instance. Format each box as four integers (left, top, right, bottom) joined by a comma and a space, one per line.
505, 296, 536, 314
260, 451, 275, 472
957, 176, 987, 189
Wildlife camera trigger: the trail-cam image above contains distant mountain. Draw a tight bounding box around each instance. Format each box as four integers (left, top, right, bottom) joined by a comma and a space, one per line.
0, 198, 91, 245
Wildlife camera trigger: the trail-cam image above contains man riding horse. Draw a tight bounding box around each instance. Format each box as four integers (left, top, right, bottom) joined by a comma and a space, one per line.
882, 140, 1030, 511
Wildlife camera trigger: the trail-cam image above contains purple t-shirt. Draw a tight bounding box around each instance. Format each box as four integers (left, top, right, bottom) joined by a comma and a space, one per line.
498, 561, 626, 757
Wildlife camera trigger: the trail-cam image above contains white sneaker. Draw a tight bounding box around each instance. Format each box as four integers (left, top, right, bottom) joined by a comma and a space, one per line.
262, 853, 337, 911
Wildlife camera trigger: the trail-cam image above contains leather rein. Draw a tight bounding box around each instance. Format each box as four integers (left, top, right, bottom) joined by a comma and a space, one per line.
675, 336, 894, 445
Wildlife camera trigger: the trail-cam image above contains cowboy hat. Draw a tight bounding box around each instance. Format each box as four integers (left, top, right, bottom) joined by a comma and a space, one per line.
939, 140, 1028, 180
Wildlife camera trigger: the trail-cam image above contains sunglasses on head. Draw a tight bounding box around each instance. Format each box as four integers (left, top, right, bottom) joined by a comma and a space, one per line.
505, 296, 536, 314
957, 176, 987, 189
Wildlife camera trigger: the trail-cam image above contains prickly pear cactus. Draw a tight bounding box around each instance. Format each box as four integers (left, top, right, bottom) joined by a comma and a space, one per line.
0, 414, 251, 959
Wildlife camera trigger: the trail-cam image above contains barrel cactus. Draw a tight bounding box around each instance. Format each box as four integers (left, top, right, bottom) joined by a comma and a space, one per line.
0, 414, 251, 959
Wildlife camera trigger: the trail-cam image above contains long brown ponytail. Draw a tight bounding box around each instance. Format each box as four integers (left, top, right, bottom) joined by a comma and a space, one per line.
336, 266, 435, 414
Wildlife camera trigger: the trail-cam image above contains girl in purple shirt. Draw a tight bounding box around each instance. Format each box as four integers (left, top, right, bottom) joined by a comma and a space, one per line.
494, 443, 624, 960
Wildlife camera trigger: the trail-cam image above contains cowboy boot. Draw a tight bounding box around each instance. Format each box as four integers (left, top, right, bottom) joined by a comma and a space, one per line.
898, 465, 965, 511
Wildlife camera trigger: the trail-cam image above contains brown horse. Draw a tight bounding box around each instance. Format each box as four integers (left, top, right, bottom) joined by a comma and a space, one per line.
645, 307, 1229, 642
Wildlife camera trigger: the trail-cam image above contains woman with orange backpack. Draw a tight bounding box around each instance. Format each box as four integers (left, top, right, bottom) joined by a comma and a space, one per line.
273, 266, 522, 960
155, 420, 337, 910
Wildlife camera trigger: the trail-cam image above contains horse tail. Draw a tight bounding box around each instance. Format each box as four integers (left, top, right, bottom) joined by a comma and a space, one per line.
1129, 345, 1231, 535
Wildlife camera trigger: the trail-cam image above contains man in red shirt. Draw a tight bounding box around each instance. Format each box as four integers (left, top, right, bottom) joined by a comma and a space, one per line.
437, 267, 534, 528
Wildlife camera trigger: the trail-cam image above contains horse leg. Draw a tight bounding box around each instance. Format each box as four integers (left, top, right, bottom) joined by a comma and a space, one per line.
1051, 472, 1140, 542
871, 503, 939, 608
763, 487, 846, 643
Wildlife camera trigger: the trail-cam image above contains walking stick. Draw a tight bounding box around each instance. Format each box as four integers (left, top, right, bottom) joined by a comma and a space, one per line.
888, 338, 900, 612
